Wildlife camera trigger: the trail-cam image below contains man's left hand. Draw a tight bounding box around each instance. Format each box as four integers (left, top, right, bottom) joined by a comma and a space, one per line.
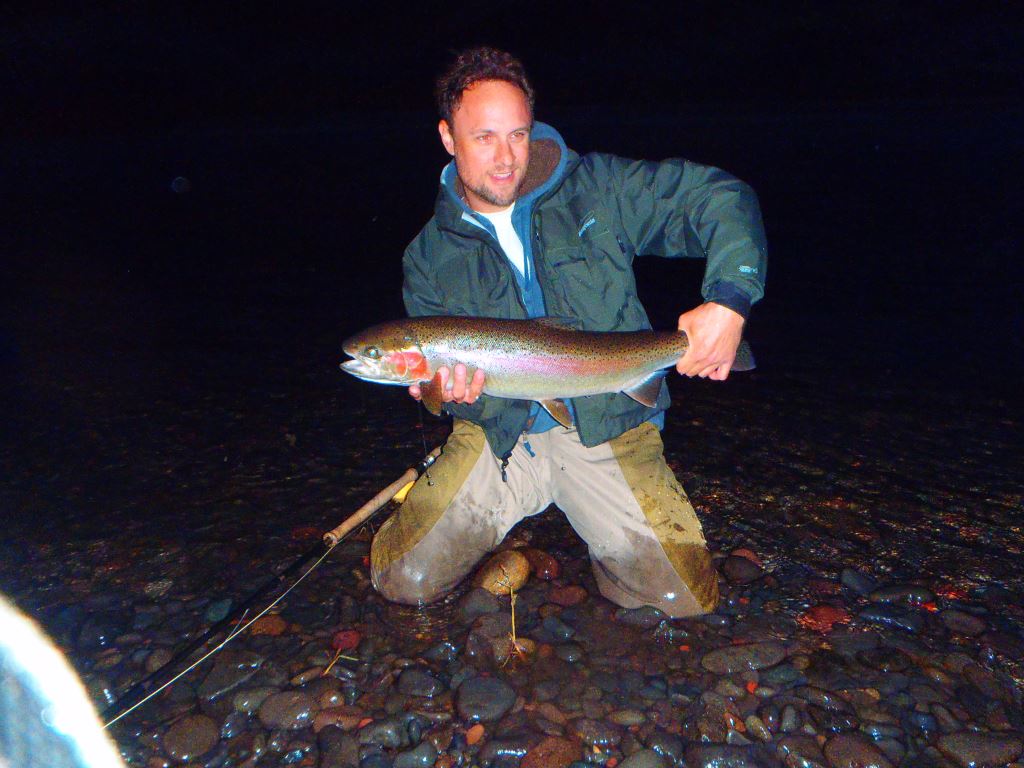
676, 303, 745, 380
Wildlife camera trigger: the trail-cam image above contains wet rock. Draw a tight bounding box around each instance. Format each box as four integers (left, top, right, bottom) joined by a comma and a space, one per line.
331, 629, 362, 652
475, 550, 530, 595
145, 647, 174, 674
701, 641, 788, 674
547, 585, 588, 607
77, 610, 130, 652
858, 605, 923, 633
570, 718, 622, 747
608, 709, 646, 726
940, 609, 987, 636
250, 614, 288, 636
456, 677, 515, 722
479, 735, 531, 764
824, 733, 893, 767
521, 548, 560, 580
204, 598, 233, 624
721, 555, 763, 584
683, 744, 758, 767
198, 650, 264, 700
393, 741, 438, 768
777, 735, 826, 766
163, 714, 219, 762
541, 615, 575, 641
358, 716, 411, 749
520, 735, 579, 768
458, 587, 503, 622
396, 668, 445, 698
232, 686, 277, 715
856, 647, 909, 672
936, 732, 1023, 767
144, 578, 174, 598
257, 691, 317, 730
840, 568, 876, 595
869, 584, 935, 607
614, 606, 666, 629
798, 604, 851, 633
619, 749, 667, 768
555, 643, 584, 663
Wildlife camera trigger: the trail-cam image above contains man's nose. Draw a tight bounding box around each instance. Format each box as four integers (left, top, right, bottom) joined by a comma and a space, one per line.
495, 139, 514, 166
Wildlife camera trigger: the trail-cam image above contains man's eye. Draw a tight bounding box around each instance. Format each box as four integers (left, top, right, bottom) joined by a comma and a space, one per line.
364, 346, 381, 359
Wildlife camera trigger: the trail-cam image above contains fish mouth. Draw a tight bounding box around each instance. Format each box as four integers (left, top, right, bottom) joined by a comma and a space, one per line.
340, 356, 411, 386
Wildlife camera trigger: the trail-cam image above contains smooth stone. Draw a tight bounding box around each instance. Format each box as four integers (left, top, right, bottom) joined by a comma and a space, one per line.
683, 744, 758, 767
570, 718, 622, 747
475, 550, 531, 595
858, 605, 923, 633
162, 714, 219, 762
393, 741, 438, 768
819, 729, 892, 765
521, 548, 561, 580
555, 643, 584, 663
721, 555, 764, 584
940, 609, 986, 636
868, 584, 935, 607
250, 614, 288, 636
480, 736, 531, 763
77, 610, 130, 652
609, 709, 647, 727
619, 749, 667, 768
645, 730, 683, 763
840, 568, 876, 595
701, 641, 788, 674
542, 615, 575, 641
456, 677, 516, 722
457, 588, 503, 622
358, 716, 410, 749
232, 686, 278, 715
257, 691, 317, 730
547, 585, 588, 607
197, 650, 264, 700
145, 647, 173, 674
204, 598, 233, 624
937, 732, 1024, 767
359, 752, 392, 768
614, 606, 666, 629
856, 647, 909, 672
520, 735, 580, 768
777, 735, 826, 766
396, 668, 445, 698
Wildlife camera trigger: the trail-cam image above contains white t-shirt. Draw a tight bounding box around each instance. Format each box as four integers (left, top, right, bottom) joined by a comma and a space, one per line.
478, 203, 526, 278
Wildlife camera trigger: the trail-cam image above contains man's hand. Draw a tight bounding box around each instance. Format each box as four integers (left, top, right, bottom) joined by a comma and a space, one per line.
676, 302, 745, 380
409, 363, 486, 404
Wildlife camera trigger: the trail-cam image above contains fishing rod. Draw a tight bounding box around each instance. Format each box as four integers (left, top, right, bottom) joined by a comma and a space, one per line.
101, 447, 440, 728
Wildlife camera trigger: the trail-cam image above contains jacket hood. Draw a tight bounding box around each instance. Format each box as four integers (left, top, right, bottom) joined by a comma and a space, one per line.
436, 121, 577, 229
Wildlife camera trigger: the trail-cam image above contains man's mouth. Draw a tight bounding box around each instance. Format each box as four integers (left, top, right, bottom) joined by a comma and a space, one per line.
491, 169, 516, 182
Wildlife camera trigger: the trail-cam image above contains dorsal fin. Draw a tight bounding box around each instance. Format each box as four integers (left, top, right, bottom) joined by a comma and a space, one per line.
533, 316, 582, 331
622, 371, 666, 407
539, 399, 573, 428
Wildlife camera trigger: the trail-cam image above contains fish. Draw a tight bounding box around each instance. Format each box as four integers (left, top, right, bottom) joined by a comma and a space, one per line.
340, 316, 755, 427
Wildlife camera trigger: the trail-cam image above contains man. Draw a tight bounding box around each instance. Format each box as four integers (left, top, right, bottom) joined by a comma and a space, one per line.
370, 47, 766, 617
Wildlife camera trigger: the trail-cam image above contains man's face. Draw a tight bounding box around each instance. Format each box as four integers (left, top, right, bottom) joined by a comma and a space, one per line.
438, 79, 532, 212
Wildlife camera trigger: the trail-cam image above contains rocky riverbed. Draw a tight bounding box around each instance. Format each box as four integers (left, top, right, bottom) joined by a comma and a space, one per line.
2, 349, 1022, 767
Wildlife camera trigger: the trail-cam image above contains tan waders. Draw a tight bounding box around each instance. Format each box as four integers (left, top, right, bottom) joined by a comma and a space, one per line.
370, 419, 718, 617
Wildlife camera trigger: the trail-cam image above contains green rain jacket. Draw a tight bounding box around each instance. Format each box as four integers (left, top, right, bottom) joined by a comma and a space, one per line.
403, 122, 767, 461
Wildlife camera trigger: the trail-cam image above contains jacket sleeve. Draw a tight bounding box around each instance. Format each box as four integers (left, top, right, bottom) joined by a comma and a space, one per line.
595, 153, 768, 318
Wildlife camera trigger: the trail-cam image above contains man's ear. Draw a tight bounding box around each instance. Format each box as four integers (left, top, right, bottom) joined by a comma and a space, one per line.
438, 120, 455, 156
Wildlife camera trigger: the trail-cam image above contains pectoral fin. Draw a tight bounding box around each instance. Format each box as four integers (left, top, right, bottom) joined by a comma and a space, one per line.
420, 372, 444, 416
539, 399, 573, 428
622, 371, 666, 407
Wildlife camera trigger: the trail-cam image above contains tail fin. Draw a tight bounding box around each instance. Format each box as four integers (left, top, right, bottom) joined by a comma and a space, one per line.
732, 340, 756, 372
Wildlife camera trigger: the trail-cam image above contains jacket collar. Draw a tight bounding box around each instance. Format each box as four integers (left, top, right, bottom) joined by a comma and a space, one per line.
435, 121, 575, 231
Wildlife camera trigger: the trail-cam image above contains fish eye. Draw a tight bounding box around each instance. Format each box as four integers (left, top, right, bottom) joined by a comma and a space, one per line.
364, 346, 381, 359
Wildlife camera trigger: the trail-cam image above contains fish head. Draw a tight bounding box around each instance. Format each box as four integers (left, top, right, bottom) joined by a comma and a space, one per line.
341, 320, 433, 385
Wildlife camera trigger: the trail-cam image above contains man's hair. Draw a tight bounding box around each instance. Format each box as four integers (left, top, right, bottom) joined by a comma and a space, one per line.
435, 46, 535, 124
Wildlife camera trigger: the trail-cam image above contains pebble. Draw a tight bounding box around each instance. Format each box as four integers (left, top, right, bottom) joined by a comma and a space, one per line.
937, 732, 1024, 767
547, 585, 588, 607
396, 668, 445, 697
520, 735, 579, 768
521, 548, 561, 580
257, 691, 317, 730
840, 568, 876, 595
869, 584, 936, 607
858, 605, 923, 633
393, 741, 438, 768
684, 744, 758, 767
701, 641, 788, 674
721, 555, 764, 584
250, 614, 288, 636
614, 606, 666, 629
456, 677, 516, 722
162, 714, 219, 762
940, 609, 987, 636
198, 651, 264, 699
618, 749, 667, 768
570, 718, 622, 747
475, 550, 531, 595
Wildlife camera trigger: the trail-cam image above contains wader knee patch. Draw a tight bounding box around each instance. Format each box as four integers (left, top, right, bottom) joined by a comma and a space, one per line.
610, 421, 719, 612
370, 419, 488, 577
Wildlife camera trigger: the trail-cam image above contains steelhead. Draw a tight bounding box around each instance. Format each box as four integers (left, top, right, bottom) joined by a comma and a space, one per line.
341, 316, 754, 427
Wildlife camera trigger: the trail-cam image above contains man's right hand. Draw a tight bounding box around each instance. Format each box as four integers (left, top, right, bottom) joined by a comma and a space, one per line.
409, 363, 486, 405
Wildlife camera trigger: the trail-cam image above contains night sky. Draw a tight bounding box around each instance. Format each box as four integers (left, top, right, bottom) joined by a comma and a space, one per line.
3, 3, 1023, 403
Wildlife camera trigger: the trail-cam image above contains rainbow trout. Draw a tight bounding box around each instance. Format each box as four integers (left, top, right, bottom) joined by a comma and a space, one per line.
341, 316, 754, 427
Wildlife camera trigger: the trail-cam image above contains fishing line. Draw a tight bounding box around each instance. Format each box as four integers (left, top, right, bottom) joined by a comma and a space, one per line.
103, 542, 338, 729
417, 403, 433, 485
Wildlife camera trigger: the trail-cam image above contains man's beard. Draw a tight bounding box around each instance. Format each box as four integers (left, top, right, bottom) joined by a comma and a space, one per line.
463, 174, 523, 209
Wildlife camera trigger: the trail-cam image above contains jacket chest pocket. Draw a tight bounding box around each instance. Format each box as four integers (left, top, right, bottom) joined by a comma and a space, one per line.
542, 242, 641, 330
436, 246, 522, 316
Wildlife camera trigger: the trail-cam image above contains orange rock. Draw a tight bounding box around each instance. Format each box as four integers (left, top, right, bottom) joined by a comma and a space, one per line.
313, 706, 364, 733
474, 550, 530, 595
547, 585, 588, 607
250, 614, 288, 636
798, 604, 851, 633
521, 548, 561, 580
731, 548, 763, 567
466, 723, 485, 745
521, 736, 580, 768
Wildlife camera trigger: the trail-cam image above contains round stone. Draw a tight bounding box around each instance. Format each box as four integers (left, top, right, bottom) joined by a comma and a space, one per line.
257, 690, 317, 730
823, 733, 894, 768
937, 732, 1023, 768
456, 677, 516, 722
701, 641, 788, 674
475, 550, 531, 595
162, 714, 218, 762
397, 667, 446, 697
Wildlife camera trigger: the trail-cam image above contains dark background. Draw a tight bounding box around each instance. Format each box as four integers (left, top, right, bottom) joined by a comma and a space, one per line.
3, 2, 1022, 462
